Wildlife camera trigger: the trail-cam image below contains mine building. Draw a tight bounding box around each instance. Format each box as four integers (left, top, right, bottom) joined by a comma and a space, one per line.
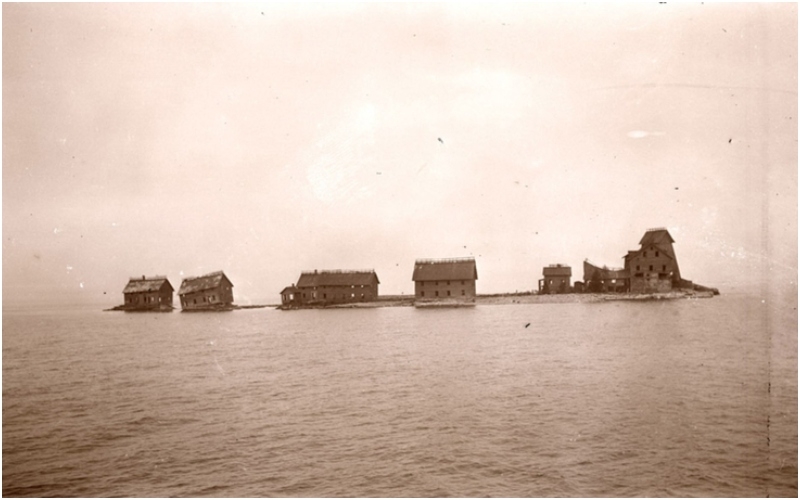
624, 228, 683, 293
178, 271, 234, 310
538, 264, 572, 294
583, 260, 629, 293
412, 257, 478, 300
122, 275, 174, 310
291, 269, 380, 305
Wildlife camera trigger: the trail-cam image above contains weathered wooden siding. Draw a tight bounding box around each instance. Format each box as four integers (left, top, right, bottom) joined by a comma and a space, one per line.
414, 279, 476, 299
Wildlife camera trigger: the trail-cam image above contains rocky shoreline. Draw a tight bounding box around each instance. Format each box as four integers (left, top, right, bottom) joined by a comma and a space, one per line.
277, 288, 717, 310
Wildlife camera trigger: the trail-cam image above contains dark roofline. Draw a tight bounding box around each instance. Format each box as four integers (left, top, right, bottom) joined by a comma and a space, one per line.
181, 270, 227, 282
300, 269, 377, 275
414, 257, 475, 265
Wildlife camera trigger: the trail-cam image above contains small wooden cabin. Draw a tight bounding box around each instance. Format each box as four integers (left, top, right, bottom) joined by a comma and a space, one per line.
178, 271, 234, 310
280, 285, 299, 306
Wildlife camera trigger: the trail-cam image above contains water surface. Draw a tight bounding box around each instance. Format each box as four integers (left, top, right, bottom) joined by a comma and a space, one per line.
3, 294, 796, 496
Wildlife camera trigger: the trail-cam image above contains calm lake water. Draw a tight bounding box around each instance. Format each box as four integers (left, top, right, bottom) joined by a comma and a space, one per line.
3, 294, 797, 497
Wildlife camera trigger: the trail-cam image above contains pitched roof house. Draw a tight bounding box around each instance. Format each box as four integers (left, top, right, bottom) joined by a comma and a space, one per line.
288, 269, 380, 306
178, 271, 234, 310
412, 257, 478, 301
122, 275, 174, 311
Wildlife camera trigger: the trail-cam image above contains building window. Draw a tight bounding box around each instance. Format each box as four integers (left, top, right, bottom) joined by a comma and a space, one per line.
644, 251, 647, 257
360, 294, 364, 299
662, 265, 666, 272
649, 265, 653, 271
323, 293, 327, 299
435, 291, 439, 297
655, 251, 660, 257
421, 291, 425, 297
636, 265, 640, 271
447, 290, 451, 296
461, 290, 465, 296
193, 299, 197, 305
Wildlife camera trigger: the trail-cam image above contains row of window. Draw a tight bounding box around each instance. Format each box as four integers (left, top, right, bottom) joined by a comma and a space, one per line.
182, 294, 218, 305
299, 292, 367, 300
635, 264, 668, 272
126, 295, 163, 304
308, 284, 369, 290
420, 290, 466, 297
422, 280, 467, 286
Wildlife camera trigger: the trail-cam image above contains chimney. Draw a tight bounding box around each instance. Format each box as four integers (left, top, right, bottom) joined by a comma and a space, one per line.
142, 275, 145, 280
314, 269, 318, 274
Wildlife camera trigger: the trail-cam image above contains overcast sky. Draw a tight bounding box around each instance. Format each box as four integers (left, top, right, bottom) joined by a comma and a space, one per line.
3, 3, 797, 307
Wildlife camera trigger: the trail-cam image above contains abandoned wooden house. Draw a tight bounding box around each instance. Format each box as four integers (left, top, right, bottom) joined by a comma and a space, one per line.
624, 227, 684, 293
121, 275, 174, 310
412, 257, 478, 301
538, 264, 572, 294
583, 260, 629, 293
289, 269, 380, 306
178, 271, 234, 310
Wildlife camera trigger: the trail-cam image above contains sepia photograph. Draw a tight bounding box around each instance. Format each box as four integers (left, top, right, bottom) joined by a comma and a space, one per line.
3, 2, 797, 497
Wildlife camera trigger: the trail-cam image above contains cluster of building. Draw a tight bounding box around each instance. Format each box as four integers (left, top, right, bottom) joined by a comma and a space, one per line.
278, 257, 478, 307
117, 228, 700, 311
119, 271, 234, 312
537, 228, 690, 295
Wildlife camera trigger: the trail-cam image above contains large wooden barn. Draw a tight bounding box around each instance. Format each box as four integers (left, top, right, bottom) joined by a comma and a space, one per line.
122, 275, 174, 310
178, 271, 234, 311
287, 269, 380, 306
412, 257, 478, 301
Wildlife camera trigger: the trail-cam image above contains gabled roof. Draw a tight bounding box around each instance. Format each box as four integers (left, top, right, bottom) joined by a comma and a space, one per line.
296, 270, 379, 288
640, 228, 675, 247
543, 265, 571, 277
123, 276, 173, 294
412, 257, 478, 282
280, 286, 298, 295
178, 271, 232, 295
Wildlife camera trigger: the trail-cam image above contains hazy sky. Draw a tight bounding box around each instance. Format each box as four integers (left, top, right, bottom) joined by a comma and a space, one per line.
3, 3, 797, 307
